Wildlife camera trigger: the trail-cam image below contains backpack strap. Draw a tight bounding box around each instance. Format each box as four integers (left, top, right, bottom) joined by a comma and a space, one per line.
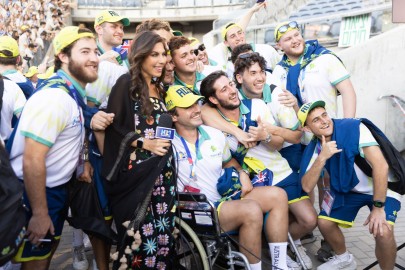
354, 154, 372, 177
0, 76, 4, 125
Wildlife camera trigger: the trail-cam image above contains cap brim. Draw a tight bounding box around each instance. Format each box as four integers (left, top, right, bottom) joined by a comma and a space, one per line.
299, 100, 326, 126
308, 100, 325, 112
172, 30, 183, 36
180, 96, 203, 108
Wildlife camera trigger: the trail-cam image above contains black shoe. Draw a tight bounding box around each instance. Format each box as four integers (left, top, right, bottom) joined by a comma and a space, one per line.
316, 239, 334, 262
300, 232, 317, 245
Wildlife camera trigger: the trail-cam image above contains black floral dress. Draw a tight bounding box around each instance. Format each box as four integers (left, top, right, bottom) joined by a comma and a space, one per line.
124, 97, 176, 269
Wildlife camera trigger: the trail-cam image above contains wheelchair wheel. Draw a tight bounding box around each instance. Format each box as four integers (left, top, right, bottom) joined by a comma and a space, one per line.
174, 217, 210, 270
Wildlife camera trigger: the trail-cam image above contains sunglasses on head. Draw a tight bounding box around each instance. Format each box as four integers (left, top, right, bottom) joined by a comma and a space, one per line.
193, 44, 205, 56
276, 21, 299, 40
237, 52, 259, 59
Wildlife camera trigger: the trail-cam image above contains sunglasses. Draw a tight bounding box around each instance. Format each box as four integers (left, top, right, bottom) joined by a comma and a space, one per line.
237, 52, 259, 59
193, 44, 205, 56
276, 21, 299, 40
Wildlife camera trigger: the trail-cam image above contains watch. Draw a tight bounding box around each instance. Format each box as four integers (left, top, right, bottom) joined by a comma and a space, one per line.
263, 132, 272, 143
136, 137, 144, 149
372, 200, 385, 208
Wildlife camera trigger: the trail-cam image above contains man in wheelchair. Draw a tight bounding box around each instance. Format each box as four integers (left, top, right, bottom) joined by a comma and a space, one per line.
166, 85, 291, 270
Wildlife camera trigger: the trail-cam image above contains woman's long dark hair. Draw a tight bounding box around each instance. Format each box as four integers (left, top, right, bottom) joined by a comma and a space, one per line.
128, 31, 167, 117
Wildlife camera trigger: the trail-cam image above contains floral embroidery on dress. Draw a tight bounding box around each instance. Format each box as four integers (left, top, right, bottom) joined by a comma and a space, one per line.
121, 97, 175, 269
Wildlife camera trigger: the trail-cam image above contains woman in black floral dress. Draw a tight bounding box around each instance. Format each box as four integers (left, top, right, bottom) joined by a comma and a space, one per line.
103, 31, 175, 270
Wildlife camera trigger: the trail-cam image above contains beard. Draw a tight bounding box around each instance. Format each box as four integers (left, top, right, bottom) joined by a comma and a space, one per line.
68, 58, 98, 84
218, 97, 240, 110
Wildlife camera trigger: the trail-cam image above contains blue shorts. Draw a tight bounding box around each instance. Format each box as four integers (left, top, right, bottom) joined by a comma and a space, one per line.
89, 139, 112, 219
14, 182, 69, 262
319, 192, 401, 228
279, 143, 303, 173
275, 172, 308, 203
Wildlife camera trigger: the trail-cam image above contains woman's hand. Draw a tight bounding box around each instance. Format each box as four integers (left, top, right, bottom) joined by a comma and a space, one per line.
143, 138, 171, 156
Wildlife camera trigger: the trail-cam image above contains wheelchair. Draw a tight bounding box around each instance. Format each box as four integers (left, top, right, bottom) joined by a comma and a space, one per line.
173, 192, 310, 270
173, 192, 251, 270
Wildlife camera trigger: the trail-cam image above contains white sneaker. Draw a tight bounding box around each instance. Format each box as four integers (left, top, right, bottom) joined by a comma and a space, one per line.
317, 253, 357, 270
92, 259, 99, 270
72, 245, 89, 270
294, 244, 313, 269
287, 254, 302, 270
83, 233, 92, 251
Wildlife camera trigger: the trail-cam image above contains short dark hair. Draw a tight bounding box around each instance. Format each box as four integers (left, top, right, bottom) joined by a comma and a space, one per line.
200, 70, 228, 107
231, 43, 253, 64
233, 53, 267, 88
54, 28, 93, 72
168, 36, 190, 56
0, 55, 19, 66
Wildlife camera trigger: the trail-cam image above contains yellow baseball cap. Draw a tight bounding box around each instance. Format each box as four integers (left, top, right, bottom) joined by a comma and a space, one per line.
297, 100, 326, 126
37, 66, 55, 79
221, 22, 242, 41
53, 26, 95, 55
24, 66, 39, 78
165, 85, 204, 111
94, 10, 130, 27
188, 37, 200, 47
274, 21, 299, 42
0, 36, 20, 58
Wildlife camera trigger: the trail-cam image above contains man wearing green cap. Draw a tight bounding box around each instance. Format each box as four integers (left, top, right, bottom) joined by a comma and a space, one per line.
166, 84, 291, 270
299, 101, 401, 270
9, 26, 99, 270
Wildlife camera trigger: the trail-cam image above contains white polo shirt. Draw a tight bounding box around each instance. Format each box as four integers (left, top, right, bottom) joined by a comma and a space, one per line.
273, 53, 349, 119
86, 61, 128, 106
173, 125, 232, 203
0, 79, 26, 140
224, 99, 293, 183
239, 84, 300, 149
10, 87, 84, 187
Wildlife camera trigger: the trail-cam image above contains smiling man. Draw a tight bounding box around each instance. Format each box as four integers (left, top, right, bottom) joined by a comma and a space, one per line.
200, 71, 317, 269
209, 22, 280, 78
167, 85, 290, 270
299, 101, 402, 270
10, 26, 99, 270
272, 21, 356, 121
168, 36, 205, 95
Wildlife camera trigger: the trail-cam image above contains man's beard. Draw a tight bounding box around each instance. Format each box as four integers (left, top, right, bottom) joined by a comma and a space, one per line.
218, 97, 240, 110
68, 58, 98, 84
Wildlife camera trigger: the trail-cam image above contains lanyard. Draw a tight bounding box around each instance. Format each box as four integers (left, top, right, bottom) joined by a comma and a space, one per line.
56, 70, 84, 134
180, 136, 199, 181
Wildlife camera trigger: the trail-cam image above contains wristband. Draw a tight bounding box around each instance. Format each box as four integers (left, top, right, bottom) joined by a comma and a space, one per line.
238, 168, 249, 176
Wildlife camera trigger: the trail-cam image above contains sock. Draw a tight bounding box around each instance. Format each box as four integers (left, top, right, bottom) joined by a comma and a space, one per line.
249, 261, 262, 270
293, 238, 302, 246
72, 228, 84, 247
336, 251, 349, 260
269, 242, 288, 269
